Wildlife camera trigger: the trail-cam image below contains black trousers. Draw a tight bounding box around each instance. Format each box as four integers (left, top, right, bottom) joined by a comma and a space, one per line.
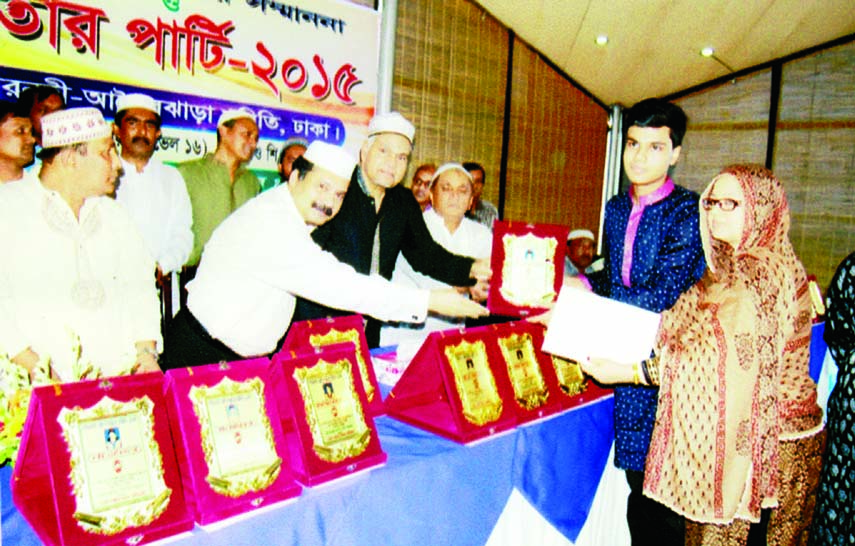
626, 469, 685, 546
161, 307, 242, 370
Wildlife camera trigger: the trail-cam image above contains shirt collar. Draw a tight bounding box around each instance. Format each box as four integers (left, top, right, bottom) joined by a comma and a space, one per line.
630, 176, 675, 208
355, 166, 372, 197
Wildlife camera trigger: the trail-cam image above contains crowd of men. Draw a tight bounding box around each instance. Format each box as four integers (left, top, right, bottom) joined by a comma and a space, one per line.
0, 88, 507, 380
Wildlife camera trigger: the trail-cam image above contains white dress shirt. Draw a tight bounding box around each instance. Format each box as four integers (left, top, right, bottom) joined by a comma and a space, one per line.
0, 178, 162, 381
115, 158, 193, 274
380, 208, 492, 349
187, 183, 430, 357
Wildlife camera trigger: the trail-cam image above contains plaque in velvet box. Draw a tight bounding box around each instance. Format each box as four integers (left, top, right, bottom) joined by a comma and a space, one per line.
487, 221, 570, 317
270, 344, 386, 486
280, 315, 384, 416
11, 373, 192, 546
493, 321, 613, 413
385, 327, 518, 444
163, 358, 301, 525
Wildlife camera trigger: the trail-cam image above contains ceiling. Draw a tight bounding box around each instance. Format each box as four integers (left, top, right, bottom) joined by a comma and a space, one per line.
473, 0, 855, 107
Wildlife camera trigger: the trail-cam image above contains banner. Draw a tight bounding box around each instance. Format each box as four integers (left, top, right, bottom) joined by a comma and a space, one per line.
0, 0, 380, 187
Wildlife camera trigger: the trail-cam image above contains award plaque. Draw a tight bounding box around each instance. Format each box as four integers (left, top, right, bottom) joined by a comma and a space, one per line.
487, 221, 569, 317
11, 373, 191, 546
280, 315, 384, 416
491, 321, 564, 423
386, 327, 517, 444
270, 344, 386, 486
164, 358, 300, 525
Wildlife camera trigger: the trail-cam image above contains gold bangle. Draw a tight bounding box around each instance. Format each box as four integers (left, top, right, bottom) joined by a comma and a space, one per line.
632, 362, 641, 385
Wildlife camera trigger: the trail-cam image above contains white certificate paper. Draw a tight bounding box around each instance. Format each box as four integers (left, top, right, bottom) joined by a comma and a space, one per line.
542, 288, 661, 364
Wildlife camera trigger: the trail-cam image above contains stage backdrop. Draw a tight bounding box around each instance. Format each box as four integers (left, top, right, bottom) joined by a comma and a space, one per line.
0, 0, 380, 189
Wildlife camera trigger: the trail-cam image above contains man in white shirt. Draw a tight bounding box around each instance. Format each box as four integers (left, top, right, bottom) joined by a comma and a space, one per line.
113, 93, 193, 277
0, 101, 37, 184
381, 163, 492, 351
162, 142, 488, 368
0, 107, 162, 382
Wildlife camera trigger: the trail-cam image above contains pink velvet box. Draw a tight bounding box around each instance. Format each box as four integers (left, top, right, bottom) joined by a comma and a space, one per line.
280, 314, 385, 416
487, 221, 570, 317
163, 358, 301, 525
11, 372, 192, 546
270, 344, 387, 487
385, 327, 518, 444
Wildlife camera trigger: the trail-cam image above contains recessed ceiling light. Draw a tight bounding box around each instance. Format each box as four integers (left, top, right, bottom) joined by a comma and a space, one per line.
595, 35, 609, 46
701, 47, 715, 57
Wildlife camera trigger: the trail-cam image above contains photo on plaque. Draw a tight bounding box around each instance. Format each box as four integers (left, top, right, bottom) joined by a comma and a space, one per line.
57, 395, 171, 536
444, 339, 503, 427
292, 357, 372, 463
188, 376, 282, 497
488, 221, 569, 317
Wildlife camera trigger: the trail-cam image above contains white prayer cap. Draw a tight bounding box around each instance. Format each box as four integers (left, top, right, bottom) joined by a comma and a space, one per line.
41, 107, 111, 148
567, 229, 595, 242
115, 92, 159, 115
217, 108, 256, 127
367, 111, 415, 143
303, 141, 356, 180
429, 162, 473, 187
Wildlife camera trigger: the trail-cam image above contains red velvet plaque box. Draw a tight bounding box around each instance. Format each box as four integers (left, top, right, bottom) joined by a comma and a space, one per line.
385, 327, 518, 444
487, 221, 570, 317
281, 315, 384, 416
270, 344, 387, 486
11, 373, 192, 546
164, 358, 301, 525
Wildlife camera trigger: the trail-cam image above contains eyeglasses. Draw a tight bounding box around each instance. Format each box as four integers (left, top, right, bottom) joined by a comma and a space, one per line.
701, 198, 740, 211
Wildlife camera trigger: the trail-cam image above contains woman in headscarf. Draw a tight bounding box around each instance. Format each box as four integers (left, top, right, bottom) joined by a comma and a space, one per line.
582, 165, 824, 544
810, 251, 855, 545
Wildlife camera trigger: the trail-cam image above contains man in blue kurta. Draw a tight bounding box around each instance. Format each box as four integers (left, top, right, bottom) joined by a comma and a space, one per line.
589, 98, 705, 546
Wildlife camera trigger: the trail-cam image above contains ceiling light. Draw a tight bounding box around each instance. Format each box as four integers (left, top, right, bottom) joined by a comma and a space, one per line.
595, 35, 609, 46
700, 47, 715, 57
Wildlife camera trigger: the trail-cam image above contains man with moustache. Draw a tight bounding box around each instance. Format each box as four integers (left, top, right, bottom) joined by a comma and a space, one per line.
278, 137, 308, 181
162, 142, 487, 368
0, 101, 37, 184
297, 112, 491, 346
178, 109, 261, 269
113, 93, 193, 278
409, 163, 435, 211
0, 107, 162, 382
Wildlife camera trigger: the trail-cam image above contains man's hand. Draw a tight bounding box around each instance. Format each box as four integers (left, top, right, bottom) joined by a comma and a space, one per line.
469, 278, 489, 302
133, 341, 162, 374
470, 257, 491, 281
428, 289, 489, 318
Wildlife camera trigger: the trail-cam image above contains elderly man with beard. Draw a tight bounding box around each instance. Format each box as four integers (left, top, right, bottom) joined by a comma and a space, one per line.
113, 93, 193, 278
0, 101, 37, 184
0, 107, 162, 382
162, 141, 487, 368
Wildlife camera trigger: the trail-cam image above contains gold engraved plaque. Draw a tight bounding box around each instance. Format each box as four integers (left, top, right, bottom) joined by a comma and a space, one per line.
293, 358, 371, 463
497, 333, 549, 410
189, 377, 282, 497
499, 232, 558, 308
551, 356, 587, 397
57, 396, 171, 535
444, 340, 503, 426
310, 328, 376, 403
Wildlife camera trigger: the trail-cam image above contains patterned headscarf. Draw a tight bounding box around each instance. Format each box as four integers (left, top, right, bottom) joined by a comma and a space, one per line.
644, 165, 818, 524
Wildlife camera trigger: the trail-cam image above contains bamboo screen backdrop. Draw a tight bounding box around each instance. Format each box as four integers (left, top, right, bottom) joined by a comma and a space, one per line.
391, 0, 608, 234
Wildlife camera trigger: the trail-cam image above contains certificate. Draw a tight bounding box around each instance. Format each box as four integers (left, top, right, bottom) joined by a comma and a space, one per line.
189, 377, 282, 497
542, 287, 661, 364
292, 358, 371, 463
488, 221, 569, 316
57, 396, 171, 535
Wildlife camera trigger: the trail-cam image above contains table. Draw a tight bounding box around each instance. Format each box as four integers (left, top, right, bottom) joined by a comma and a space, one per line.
2, 395, 618, 546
